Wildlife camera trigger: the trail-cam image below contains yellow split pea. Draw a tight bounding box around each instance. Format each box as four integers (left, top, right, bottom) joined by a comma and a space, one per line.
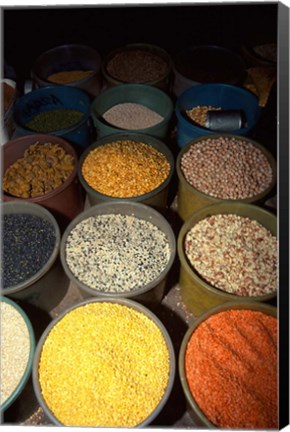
81, 140, 171, 197
38, 302, 170, 427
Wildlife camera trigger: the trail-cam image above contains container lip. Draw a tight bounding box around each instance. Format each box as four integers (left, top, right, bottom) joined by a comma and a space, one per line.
2, 133, 79, 202
60, 200, 176, 298
32, 297, 176, 427
177, 201, 277, 302
176, 133, 277, 203
1, 201, 61, 293
91, 82, 174, 128
77, 132, 175, 203
178, 300, 277, 429
0, 295, 36, 412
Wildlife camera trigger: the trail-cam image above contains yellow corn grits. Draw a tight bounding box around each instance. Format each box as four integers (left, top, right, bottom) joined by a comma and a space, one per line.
38, 302, 170, 427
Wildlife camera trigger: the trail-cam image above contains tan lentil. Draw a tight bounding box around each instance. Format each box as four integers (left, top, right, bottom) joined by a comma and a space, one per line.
186, 105, 221, 127
38, 302, 170, 427
81, 140, 170, 198
1, 301, 31, 405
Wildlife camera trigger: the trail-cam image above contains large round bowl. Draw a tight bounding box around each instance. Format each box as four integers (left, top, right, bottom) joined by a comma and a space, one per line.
32, 297, 176, 427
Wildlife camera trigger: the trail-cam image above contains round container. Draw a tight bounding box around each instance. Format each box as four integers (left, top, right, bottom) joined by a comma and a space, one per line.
2, 134, 85, 231
102, 43, 172, 91
1, 201, 69, 312
60, 201, 176, 308
177, 202, 277, 316
2, 78, 18, 143
1, 296, 35, 412
179, 301, 277, 428
78, 133, 175, 210
175, 83, 261, 148
173, 45, 246, 97
31, 44, 103, 97
12, 85, 92, 153
176, 134, 276, 221
32, 297, 176, 427
91, 83, 174, 140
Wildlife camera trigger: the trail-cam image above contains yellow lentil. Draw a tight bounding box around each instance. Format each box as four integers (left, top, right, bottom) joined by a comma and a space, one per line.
186, 105, 221, 127
38, 302, 170, 427
47, 70, 94, 84
81, 139, 170, 198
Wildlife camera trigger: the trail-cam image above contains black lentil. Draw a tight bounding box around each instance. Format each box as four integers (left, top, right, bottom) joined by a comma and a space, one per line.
25, 109, 84, 133
2, 214, 56, 289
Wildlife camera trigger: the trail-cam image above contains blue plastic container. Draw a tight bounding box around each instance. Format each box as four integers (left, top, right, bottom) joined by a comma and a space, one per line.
175, 83, 262, 148
12, 85, 92, 153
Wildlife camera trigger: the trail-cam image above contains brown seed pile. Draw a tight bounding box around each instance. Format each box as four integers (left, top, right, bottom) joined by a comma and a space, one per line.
82, 140, 170, 198
186, 105, 221, 127
1, 301, 31, 405
184, 214, 277, 296
106, 49, 169, 83
3, 142, 75, 198
103, 102, 164, 130
180, 136, 273, 199
47, 70, 94, 84
38, 302, 170, 427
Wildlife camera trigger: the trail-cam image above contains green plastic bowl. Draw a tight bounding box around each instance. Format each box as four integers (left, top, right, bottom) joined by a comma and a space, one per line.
0, 296, 35, 412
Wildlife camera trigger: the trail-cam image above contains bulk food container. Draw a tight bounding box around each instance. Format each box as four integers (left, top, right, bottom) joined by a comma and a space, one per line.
30, 44, 103, 97
175, 83, 261, 147
177, 202, 277, 316
179, 301, 278, 429
60, 201, 176, 308
1, 201, 69, 312
91, 83, 174, 140
1, 296, 35, 412
176, 133, 276, 221
78, 133, 175, 210
102, 43, 173, 91
2, 78, 18, 143
12, 85, 92, 153
2, 134, 85, 231
32, 297, 176, 427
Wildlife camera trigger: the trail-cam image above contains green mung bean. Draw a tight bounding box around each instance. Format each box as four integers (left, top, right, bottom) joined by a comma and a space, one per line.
25, 109, 84, 132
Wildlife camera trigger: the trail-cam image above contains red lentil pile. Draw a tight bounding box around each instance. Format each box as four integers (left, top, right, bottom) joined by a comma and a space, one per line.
185, 309, 278, 429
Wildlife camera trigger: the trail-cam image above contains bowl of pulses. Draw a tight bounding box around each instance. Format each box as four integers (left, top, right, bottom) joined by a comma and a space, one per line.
176, 134, 276, 221
32, 297, 176, 427
177, 201, 277, 316
1, 296, 35, 412
60, 201, 176, 307
1, 201, 69, 313
78, 133, 174, 210
179, 301, 278, 429
90, 83, 174, 140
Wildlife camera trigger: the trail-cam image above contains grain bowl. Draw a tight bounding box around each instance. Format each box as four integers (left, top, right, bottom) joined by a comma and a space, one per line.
32, 297, 175, 427
177, 202, 277, 316
179, 301, 278, 429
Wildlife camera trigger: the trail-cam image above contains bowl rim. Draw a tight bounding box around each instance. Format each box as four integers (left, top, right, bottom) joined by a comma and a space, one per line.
0, 295, 36, 412
177, 201, 277, 302
178, 300, 277, 428
59, 200, 176, 298
32, 296, 176, 427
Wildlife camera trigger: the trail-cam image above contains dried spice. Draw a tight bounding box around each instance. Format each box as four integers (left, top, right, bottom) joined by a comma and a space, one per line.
185, 309, 278, 429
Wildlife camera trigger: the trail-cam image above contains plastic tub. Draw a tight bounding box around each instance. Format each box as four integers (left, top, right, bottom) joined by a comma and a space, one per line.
177, 202, 277, 316
60, 201, 176, 308
12, 85, 92, 153
173, 45, 246, 97
175, 83, 261, 147
0, 296, 35, 412
176, 134, 276, 221
102, 43, 172, 91
1, 201, 69, 312
78, 133, 175, 210
2, 134, 85, 231
179, 301, 277, 428
30, 44, 103, 97
32, 297, 176, 427
91, 83, 174, 140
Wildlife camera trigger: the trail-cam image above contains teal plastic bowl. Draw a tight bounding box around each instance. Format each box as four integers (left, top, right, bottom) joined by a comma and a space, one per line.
175, 83, 262, 148
0, 296, 35, 412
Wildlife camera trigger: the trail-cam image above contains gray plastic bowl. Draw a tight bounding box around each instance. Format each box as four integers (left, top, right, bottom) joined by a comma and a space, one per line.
32, 297, 176, 427
60, 201, 176, 308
